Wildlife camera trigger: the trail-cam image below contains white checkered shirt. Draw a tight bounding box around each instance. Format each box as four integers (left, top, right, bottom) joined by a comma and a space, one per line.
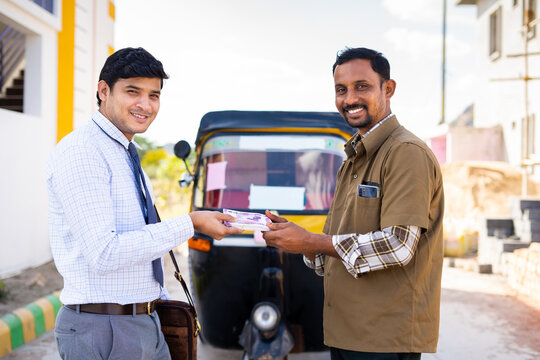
47, 110, 194, 305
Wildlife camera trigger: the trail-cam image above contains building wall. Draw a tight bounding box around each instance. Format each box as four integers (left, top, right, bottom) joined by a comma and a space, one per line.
472, 0, 540, 167
0, 0, 60, 278
450, 126, 505, 162
427, 125, 505, 165
0, 0, 114, 278
73, 0, 114, 129
73, 0, 93, 129
430, 134, 448, 165
93, 0, 115, 109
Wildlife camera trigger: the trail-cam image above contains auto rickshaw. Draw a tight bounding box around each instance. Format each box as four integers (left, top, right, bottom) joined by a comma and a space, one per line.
174, 110, 355, 359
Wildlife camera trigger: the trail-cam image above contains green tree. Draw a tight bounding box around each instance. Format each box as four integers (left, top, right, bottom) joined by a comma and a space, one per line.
133, 135, 159, 159
138, 139, 195, 219
141, 148, 170, 178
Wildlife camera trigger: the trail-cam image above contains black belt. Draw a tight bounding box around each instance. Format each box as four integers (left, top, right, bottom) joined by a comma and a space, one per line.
65, 300, 158, 315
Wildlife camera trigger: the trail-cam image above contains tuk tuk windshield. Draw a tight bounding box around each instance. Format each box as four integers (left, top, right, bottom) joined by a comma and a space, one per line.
196, 134, 347, 211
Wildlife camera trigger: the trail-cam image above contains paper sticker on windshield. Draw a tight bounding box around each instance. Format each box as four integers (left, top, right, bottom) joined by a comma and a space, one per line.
249, 185, 305, 210
206, 161, 227, 191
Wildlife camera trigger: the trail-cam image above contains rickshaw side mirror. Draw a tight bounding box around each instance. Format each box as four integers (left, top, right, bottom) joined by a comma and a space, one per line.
178, 172, 193, 188
174, 140, 194, 187
174, 140, 191, 160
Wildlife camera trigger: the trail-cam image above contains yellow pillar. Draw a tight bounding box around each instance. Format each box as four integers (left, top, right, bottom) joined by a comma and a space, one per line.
56, 0, 76, 142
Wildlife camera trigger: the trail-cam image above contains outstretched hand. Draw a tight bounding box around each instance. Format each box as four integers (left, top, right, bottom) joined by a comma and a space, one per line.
264, 210, 288, 224
263, 210, 335, 258
189, 211, 244, 240
262, 210, 314, 255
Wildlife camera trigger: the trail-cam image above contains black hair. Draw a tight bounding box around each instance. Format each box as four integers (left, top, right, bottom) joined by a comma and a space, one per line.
332, 47, 390, 82
96, 47, 169, 106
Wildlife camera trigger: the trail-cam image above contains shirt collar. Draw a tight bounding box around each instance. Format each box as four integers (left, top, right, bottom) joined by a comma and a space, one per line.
362, 112, 394, 138
92, 110, 141, 150
344, 114, 400, 159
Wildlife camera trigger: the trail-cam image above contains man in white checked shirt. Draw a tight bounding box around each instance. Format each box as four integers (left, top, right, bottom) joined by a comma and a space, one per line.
47, 47, 242, 359
263, 47, 444, 360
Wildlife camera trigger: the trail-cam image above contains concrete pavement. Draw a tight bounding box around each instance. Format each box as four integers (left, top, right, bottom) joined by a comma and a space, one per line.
3, 245, 540, 359
424, 267, 540, 360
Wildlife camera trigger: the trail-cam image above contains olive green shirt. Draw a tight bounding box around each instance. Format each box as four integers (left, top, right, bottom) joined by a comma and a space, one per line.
322, 115, 444, 353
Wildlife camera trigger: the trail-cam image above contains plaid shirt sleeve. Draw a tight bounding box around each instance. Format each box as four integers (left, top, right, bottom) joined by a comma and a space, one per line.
303, 254, 326, 276
333, 225, 420, 278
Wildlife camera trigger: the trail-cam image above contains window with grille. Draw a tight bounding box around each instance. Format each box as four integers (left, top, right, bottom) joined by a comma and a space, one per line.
30, 0, 54, 14
522, 114, 536, 159
523, 0, 537, 38
489, 7, 502, 60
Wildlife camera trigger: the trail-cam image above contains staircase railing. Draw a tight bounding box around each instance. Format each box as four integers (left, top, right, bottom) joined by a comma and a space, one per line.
0, 26, 25, 94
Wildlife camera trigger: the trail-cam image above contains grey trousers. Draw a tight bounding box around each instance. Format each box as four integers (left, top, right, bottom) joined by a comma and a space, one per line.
54, 306, 171, 360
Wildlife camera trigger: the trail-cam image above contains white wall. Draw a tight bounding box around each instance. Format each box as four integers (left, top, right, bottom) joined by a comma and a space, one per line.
0, 0, 114, 278
73, 0, 95, 129
449, 126, 505, 162
0, 0, 58, 277
473, 0, 540, 166
73, 0, 114, 129
93, 0, 114, 110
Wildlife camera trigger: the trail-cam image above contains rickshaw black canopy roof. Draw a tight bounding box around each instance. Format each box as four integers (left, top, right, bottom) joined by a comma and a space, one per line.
195, 110, 356, 146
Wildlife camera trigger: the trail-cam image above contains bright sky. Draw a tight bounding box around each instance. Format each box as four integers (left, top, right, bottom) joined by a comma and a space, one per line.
114, 0, 477, 146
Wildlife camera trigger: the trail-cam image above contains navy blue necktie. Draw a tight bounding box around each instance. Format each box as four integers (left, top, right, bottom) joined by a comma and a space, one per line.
127, 143, 164, 287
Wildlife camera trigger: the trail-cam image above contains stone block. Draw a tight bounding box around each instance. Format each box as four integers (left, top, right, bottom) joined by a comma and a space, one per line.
502, 240, 531, 253
485, 218, 514, 237
477, 263, 492, 274
523, 208, 540, 220
477, 234, 497, 264
509, 196, 540, 218
519, 232, 540, 243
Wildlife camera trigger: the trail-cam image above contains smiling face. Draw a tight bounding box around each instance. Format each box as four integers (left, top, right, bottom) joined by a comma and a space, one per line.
334, 58, 395, 135
97, 77, 161, 141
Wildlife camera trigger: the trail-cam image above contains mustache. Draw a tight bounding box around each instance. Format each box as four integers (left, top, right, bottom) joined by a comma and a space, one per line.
130, 110, 153, 116
343, 104, 365, 111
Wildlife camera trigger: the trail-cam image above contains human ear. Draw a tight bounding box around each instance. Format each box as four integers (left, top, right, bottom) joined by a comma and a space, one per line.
97, 80, 110, 102
384, 79, 396, 99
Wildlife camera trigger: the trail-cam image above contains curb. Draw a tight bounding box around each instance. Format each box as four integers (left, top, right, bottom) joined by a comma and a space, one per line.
0, 291, 62, 357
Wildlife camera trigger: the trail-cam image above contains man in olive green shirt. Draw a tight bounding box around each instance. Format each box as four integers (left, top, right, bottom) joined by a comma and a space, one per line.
263, 47, 444, 360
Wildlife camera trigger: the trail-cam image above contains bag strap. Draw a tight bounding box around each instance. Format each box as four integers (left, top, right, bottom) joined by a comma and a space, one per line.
155, 207, 201, 337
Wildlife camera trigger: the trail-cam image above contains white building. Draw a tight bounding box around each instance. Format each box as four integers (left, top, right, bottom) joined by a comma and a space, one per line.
457, 0, 540, 180
0, 0, 114, 277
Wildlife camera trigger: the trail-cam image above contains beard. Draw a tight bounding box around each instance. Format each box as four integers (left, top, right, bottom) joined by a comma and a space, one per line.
346, 114, 375, 130
342, 105, 375, 130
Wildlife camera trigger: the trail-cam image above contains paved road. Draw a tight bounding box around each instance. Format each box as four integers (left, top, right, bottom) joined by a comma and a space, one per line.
4, 247, 540, 359
423, 266, 540, 360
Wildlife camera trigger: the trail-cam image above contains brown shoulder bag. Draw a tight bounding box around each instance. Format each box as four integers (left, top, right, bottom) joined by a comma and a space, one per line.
154, 209, 200, 360
156, 250, 200, 360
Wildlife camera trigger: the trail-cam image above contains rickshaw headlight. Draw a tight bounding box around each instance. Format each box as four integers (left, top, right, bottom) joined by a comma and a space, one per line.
252, 302, 280, 332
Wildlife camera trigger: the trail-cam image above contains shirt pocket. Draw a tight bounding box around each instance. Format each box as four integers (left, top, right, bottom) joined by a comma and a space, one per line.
348, 195, 382, 234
